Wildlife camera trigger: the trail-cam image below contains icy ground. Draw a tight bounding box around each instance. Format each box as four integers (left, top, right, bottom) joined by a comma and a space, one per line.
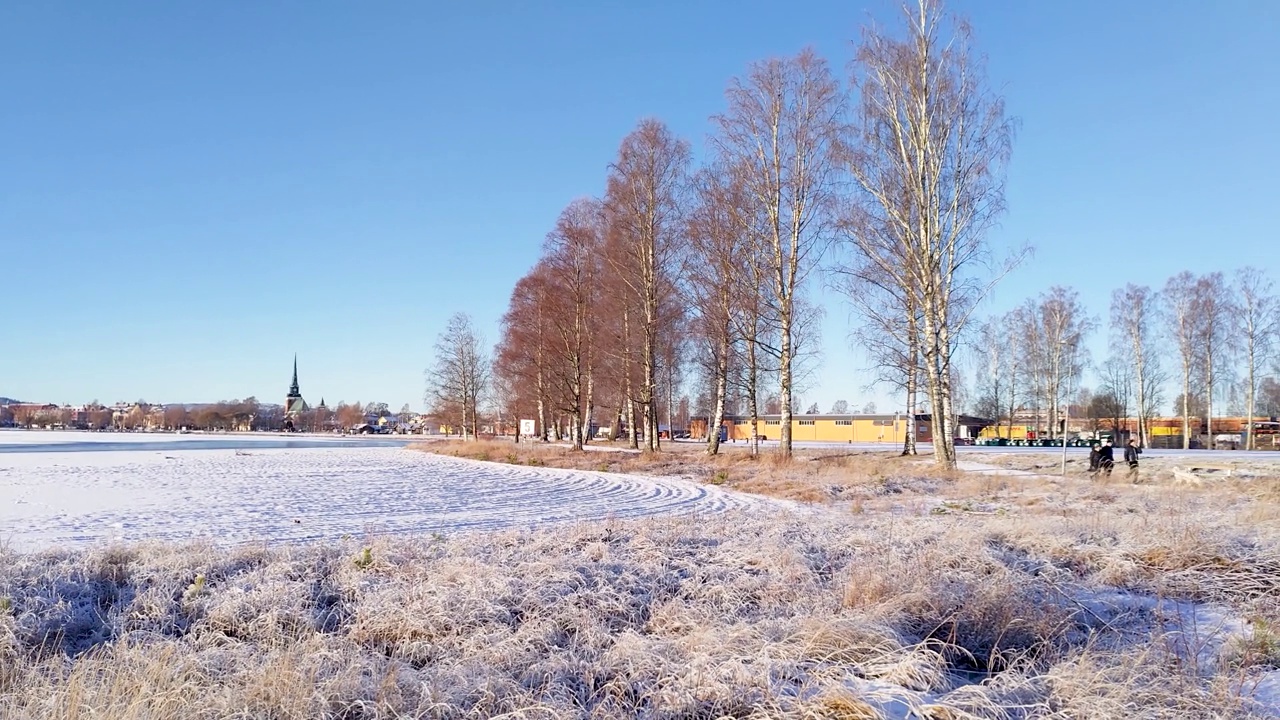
0, 436, 778, 551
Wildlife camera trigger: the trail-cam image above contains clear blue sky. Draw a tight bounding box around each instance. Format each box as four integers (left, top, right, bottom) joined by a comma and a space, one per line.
2, 1, 1277, 411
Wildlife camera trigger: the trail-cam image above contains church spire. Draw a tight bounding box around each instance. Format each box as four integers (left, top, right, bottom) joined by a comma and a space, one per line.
288, 354, 301, 398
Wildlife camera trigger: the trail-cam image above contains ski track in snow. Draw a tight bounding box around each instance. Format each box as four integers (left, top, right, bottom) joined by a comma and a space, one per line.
0, 447, 780, 551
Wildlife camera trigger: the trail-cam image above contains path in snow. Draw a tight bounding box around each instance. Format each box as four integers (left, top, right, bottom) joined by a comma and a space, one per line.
0, 447, 779, 551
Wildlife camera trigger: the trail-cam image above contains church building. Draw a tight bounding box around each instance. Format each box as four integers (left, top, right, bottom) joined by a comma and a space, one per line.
283, 355, 308, 431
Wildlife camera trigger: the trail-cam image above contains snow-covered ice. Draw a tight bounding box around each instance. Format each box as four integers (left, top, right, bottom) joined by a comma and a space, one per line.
1248, 671, 1280, 718
0, 438, 778, 551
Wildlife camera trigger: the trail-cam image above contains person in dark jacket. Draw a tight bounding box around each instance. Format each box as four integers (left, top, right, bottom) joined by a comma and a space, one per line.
1087, 442, 1102, 479
1124, 438, 1142, 483
1098, 440, 1115, 478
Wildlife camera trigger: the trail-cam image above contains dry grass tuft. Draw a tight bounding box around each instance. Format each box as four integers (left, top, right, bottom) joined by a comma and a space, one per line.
807, 690, 885, 719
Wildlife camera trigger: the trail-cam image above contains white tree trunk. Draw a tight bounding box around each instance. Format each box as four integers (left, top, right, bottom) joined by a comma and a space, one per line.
708, 335, 729, 455
1205, 350, 1215, 451
1182, 368, 1191, 450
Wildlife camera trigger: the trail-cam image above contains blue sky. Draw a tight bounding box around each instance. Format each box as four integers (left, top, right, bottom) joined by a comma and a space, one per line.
2, 1, 1277, 411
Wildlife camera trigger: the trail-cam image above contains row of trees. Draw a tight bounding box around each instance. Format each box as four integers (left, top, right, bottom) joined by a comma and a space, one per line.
973, 267, 1279, 450
424, 0, 1013, 469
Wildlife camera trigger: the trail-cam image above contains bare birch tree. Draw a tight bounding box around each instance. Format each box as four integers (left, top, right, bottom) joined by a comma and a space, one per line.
1034, 287, 1095, 440
496, 268, 555, 441
833, 192, 923, 455
1163, 271, 1201, 449
425, 312, 490, 441
687, 164, 749, 455
655, 289, 689, 446
972, 314, 1017, 439
1097, 355, 1133, 436
1013, 301, 1048, 438
600, 220, 643, 449
730, 248, 775, 456
1194, 272, 1232, 449
1234, 267, 1278, 450
605, 120, 690, 452
712, 49, 843, 459
1110, 284, 1159, 447
845, 0, 1016, 467
542, 199, 605, 450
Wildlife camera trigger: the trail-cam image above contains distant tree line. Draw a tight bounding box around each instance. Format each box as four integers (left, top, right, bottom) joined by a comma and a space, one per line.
972, 268, 1280, 450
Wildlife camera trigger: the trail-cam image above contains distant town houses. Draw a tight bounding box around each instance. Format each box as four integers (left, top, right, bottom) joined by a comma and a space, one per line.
0, 358, 428, 435
0, 398, 427, 434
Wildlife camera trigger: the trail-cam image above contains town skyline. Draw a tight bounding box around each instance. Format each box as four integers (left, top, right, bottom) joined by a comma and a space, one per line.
0, 353, 426, 419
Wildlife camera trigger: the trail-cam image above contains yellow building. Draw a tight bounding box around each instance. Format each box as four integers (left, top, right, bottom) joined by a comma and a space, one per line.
692, 414, 989, 444
978, 416, 1213, 441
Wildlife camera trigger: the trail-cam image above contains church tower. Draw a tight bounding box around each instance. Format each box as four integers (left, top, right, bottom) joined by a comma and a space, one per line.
284, 355, 308, 417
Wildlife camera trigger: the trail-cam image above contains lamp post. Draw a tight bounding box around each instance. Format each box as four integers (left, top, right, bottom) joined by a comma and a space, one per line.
1061, 395, 1070, 475
1060, 340, 1075, 476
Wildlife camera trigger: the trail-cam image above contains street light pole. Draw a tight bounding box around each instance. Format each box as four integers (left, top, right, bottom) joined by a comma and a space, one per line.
1061, 398, 1070, 475
1061, 340, 1073, 476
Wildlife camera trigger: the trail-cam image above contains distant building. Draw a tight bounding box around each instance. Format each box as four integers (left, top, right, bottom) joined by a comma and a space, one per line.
689, 413, 991, 444
283, 355, 309, 431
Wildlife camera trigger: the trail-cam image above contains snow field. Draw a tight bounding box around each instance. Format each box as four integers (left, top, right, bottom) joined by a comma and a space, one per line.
0, 446, 779, 551
0, 430, 326, 446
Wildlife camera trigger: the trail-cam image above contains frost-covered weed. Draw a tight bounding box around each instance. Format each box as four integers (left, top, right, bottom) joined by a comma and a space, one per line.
0, 506, 1276, 719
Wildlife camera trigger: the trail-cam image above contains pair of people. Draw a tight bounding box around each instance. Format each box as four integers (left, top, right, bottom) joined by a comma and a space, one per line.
1088, 440, 1114, 479
1088, 438, 1141, 482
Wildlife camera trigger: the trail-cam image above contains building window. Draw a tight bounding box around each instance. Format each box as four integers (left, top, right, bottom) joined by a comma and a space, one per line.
766, 420, 780, 425
799, 420, 815, 426
835, 420, 852, 426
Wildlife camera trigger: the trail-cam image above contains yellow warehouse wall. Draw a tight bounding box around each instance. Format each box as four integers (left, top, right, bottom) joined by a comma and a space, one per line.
730, 419, 902, 443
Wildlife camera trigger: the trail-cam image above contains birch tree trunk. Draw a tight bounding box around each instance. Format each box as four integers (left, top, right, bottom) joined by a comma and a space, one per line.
903, 311, 919, 455
747, 337, 760, 456
1196, 272, 1229, 451
622, 305, 638, 450
582, 370, 594, 447
708, 337, 729, 454
1205, 348, 1214, 451
1165, 272, 1199, 450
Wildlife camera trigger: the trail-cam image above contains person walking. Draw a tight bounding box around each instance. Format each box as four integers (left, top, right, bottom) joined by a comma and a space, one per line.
1087, 441, 1102, 480
1098, 439, 1115, 479
1124, 438, 1142, 483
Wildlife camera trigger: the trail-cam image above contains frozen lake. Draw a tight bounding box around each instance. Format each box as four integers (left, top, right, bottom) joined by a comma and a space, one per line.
0, 432, 777, 551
